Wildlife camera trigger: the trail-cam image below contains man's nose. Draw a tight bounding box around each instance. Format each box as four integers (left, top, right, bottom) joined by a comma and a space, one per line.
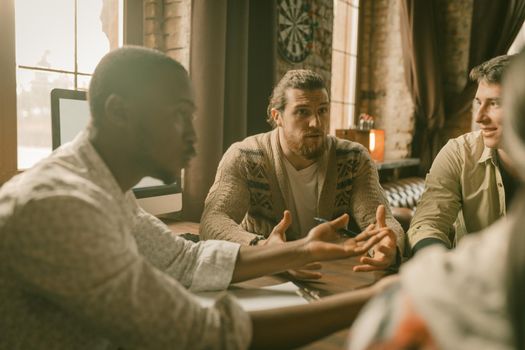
184, 122, 197, 142
309, 113, 322, 128
474, 104, 487, 123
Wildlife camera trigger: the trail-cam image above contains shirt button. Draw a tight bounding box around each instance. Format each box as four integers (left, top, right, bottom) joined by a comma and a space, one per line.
498, 183, 503, 187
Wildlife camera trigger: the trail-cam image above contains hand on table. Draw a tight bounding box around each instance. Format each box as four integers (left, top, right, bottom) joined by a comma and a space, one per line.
353, 205, 398, 272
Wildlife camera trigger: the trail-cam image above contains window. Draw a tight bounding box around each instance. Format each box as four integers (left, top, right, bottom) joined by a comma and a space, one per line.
15, 0, 123, 169
1, 0, 142, 183
330, 0, 360, 135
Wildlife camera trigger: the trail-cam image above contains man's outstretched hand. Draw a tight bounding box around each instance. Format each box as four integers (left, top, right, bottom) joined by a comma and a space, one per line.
232, 212, 391, 284
303, 213, 389, 263
353, 205, 398, 272
262, 211, 323, 279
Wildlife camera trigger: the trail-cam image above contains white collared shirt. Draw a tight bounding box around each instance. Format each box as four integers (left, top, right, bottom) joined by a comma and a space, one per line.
0, 131, 250, 350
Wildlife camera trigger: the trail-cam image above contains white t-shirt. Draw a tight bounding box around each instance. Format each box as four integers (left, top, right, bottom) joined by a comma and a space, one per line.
283, 158, 320, 234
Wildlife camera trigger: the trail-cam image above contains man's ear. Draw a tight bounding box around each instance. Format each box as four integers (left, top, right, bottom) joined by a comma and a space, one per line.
271, 108, 283, 127
104, 94, 130, 127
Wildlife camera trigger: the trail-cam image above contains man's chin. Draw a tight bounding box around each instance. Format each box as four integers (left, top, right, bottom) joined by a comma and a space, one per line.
150, 170, 179, 186
301, 146, 325, 160
483, 139, 502, 149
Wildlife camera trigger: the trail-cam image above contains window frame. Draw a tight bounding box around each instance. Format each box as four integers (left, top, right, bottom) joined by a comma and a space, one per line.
0, 0, 142, 184
0, 0, 17, 184
329, 0, 362, 134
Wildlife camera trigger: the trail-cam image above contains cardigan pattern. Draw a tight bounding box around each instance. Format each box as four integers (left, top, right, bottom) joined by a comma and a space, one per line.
201, 128, 405, 254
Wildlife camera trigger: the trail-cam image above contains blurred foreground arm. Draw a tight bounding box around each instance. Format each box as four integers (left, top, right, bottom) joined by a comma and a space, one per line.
249, 274, 400, 349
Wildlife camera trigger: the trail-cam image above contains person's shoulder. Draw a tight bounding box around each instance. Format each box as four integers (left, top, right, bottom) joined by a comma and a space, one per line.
331, 135, 369, 158
226, 131, 272, 158
440, 131, 486, 165
447, 131, 483, 151
0, 167, 102, 234
1, 156, 101, 211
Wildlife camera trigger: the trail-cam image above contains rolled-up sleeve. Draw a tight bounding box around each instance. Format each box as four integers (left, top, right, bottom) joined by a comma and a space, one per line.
407, 140, 463, 250
132, 207, 241, 291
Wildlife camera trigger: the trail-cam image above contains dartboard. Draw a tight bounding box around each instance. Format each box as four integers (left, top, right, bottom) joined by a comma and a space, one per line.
277, 0, 314, 63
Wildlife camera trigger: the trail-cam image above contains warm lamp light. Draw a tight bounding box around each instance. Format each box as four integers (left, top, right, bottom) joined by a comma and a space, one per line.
335, 128, 385, 162
369, 129, 385, 162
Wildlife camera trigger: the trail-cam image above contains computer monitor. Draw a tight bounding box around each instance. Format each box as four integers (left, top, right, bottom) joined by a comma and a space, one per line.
50, 88, 182, 215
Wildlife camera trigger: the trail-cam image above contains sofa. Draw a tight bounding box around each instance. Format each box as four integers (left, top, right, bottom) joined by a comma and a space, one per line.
381, 177, 425, 232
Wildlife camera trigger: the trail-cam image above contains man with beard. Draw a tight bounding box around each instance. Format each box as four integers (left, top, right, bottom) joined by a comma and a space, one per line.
201, 69, 405, 272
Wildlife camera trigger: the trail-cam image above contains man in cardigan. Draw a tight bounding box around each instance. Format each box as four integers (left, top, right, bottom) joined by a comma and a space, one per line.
201, 69, 405, 272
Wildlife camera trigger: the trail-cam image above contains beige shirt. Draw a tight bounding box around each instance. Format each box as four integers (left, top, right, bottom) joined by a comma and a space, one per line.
0, 132, 251, 350
407, 131, 507, 249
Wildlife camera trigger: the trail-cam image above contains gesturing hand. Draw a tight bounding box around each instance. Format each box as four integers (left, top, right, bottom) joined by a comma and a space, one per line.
353, 205, 398, 272
303, 213, 389, 262
262, 211, 323, 280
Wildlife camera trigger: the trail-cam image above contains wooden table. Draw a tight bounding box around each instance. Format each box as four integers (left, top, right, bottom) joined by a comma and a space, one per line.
235, 258, 385, 350
163, 220, 385, 349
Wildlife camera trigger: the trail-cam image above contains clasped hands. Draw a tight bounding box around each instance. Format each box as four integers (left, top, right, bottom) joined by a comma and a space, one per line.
259, 205, 398, 279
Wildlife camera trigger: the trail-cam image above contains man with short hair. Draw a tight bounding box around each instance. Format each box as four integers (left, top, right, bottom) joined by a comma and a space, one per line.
0, 47, 391, 350
408, 55, 520, 255
201, 69, 405, 271
348, 52, 525, 350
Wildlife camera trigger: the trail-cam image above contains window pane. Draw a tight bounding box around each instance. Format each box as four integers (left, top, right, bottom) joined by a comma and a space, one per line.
77, 75, 92, 90
77, 0, 122, 73
17, 69, 74, 169
349, 6, 360, 56
347, 56, 357, 104
347, 104, 355, 128
15, 0, 75, 71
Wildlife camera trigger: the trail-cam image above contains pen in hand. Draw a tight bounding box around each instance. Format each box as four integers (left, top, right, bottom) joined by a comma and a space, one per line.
313, 217, 359, 238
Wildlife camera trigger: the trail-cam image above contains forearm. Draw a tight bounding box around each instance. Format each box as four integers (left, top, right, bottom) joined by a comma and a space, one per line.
411, 237, 449, 255
232, 239, 309, 282
407, 146, 462, 249
200, 211, 258, 244
249, 288, 373, 350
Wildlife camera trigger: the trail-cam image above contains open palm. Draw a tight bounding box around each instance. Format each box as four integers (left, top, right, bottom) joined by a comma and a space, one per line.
305, 214, 387, 262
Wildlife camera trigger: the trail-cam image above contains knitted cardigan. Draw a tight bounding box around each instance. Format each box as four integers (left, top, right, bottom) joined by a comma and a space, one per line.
200, 129, 405, 254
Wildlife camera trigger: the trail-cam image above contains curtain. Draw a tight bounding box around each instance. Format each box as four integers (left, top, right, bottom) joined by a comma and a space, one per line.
400, 0, 445, 174
450, 0, 525, 117
182, 0, 249, 221
400, 0, 525, 174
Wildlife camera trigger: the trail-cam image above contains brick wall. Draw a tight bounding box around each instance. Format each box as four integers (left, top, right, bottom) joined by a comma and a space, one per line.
358, 0, 414, 160
358, 0, 473, 159
143, 0, 191, 70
